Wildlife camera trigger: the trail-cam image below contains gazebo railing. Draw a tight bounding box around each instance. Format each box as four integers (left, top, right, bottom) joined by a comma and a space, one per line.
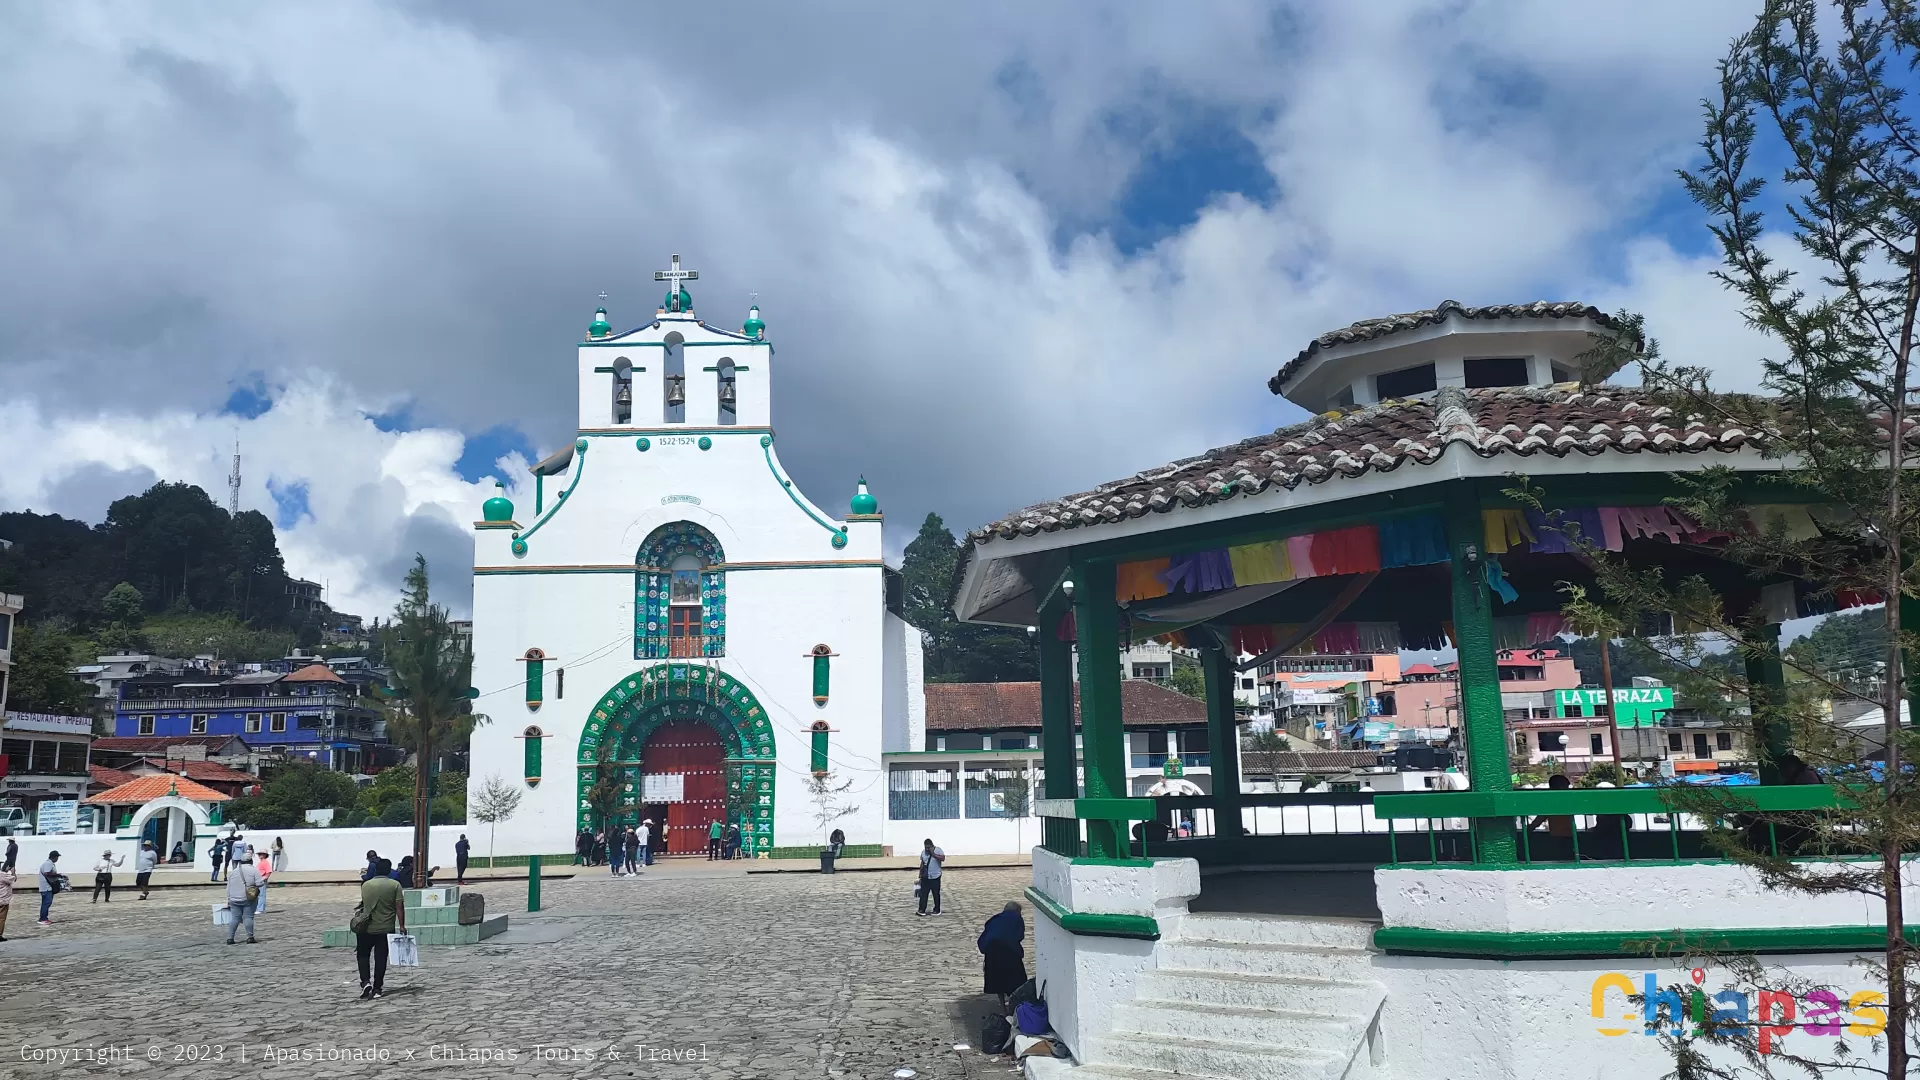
1036, 797, 1157, 860
1372, 785, 1849, 866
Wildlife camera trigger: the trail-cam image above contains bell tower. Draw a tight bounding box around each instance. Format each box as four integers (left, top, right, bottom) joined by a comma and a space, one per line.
574, 254, 773, 431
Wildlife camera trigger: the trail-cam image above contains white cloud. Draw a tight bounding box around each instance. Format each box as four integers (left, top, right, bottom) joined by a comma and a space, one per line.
0, 1, 1792, 613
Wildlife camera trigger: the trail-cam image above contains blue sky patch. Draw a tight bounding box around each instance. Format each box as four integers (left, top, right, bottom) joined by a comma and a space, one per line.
456, 424, 537, 484
267, 478, 310, 530
365, 402, 418, 433
220, 376, 274, 419
1110, 110, 1276, 255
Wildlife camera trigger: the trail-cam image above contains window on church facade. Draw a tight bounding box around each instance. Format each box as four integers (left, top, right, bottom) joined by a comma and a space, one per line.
636, 522, 726, 659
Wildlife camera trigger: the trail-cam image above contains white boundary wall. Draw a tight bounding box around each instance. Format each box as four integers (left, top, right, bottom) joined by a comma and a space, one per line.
7, 825, 473, 878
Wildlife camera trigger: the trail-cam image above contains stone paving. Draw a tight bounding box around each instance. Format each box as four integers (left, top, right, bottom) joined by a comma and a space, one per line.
1, 862, 1032, 1080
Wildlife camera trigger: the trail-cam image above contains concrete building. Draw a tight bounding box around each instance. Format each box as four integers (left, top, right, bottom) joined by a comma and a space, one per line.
112, 663, 386, 772
0, 592, 18, 713
1, 709, 95, 826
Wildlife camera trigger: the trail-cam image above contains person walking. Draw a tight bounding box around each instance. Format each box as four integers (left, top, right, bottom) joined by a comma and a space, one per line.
623, 826, 639, 875
455, 834, 470, 885
209, 836, 228, 882
3, 836, 16, 873
708, 819, 724, 860
609, 826, 626, 877
634, 820, 649, 868
355, 858, 406, 999
226, 834, 245, 880
978, 901, 1027, 1006
135, 841, 158, 900
91, 848, 124, 903
916, 838, 945, 916
36, 851, 62, 926
0, 862, 15, 940
225, 852, 262, 945
271, 837, 286, 873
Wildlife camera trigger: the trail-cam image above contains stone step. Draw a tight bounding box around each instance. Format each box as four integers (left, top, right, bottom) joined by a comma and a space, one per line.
1158, 939, 1376, 979
1082, 1032, 1345, 1080
319, 914, 506, 948
1135, 969, 1385, 1016
1112, 998, 1367, 1048
1179, 913, 1379, 950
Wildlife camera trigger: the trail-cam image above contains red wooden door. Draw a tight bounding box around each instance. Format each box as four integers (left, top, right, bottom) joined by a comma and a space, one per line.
641, 721, 725, 854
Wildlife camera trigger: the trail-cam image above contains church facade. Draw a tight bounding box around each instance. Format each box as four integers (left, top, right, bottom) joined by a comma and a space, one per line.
468, 258, 924, 858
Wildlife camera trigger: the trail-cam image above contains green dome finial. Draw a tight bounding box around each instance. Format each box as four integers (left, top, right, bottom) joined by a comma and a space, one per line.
588, 303, 612, 340
663, 288, 693, 313
850, 477, 878, 516
743, 302, 765, 341
483, 480, 515, 523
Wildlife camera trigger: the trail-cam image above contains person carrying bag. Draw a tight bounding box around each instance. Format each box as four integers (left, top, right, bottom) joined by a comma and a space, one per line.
353, 858, 407, 998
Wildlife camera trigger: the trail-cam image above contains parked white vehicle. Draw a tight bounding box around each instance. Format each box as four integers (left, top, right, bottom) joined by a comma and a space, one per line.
0, 806, 35, 835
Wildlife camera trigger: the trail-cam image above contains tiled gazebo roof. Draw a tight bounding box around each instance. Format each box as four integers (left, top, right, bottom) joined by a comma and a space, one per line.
964, 384, 1753, 545
1268, 300, 1622, 395
85, 774, 232, 806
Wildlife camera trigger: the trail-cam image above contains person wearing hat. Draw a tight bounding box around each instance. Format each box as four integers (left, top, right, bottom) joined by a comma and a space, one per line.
91, 848, 124, 903
36, 851, 61, 926
135, 840, 158, 900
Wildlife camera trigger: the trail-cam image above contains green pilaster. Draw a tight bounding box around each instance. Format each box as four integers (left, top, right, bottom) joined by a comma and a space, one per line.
1443, 482, 1515, 864
1039, 596, 1077, 802
1073, 562, 1128, 859
1201, 645, 1243, 855
527, 855, 542, 912
1747, 622, 1789, 784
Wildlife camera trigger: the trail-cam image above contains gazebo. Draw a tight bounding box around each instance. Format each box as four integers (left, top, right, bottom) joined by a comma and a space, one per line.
953, 302, 1881, 1076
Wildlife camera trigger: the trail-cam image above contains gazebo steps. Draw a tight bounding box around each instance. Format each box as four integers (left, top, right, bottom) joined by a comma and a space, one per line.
1078, 914, 1386, 1080
319, 915, 507, 947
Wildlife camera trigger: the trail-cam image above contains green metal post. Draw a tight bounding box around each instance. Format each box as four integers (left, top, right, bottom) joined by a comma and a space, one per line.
1443, 482, 1517, 864
1748, 622, 1789, 784
527, 855, 542, 912
1039, 594, 1077, 802
1073, 561, 1128, 859
1201, 645, 1244, 855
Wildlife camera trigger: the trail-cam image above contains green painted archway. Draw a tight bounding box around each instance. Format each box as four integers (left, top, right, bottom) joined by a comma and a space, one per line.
576, 663, 777, 853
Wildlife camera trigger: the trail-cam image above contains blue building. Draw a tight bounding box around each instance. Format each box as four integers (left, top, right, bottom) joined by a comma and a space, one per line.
114, 661, 389, 773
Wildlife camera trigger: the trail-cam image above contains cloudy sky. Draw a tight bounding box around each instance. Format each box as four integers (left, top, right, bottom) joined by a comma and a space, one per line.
0, 1, 1787, 619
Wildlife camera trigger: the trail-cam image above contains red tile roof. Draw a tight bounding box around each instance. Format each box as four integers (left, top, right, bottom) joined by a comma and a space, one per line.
283, 663, 345, 684
926, 680, 1209, 732
91, 735, 248, 755
1271, 301, 1622, 394
1399, 663, 1443, 676
85, 774, 232, 805
132, 758, 257, 785
88, 764, 137, 789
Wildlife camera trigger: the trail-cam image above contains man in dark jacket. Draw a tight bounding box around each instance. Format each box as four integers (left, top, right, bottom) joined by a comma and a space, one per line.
455, 834, 470, 884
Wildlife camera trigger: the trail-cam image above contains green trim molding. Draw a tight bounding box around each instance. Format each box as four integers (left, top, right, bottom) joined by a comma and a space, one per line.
476, 559, 884, 576
578, 426, 773, 437
761, 434, 848, 549
1375, 923, 1920, 960
1375, 785, 1847, 819
1025, 886, 1161, 940
1035, 796, 1159, 821
514, 439, 591, 552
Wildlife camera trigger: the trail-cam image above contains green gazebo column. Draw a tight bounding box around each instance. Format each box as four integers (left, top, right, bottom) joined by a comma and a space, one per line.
1443, 483, 1516, 864
1038, 593, 1078, 854
1072, 561, 1129, 859
1747, 622, 1789, 784
1201, 645, 1244, 857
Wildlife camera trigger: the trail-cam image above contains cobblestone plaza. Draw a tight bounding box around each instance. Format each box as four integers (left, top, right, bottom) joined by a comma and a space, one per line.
3, 865, 1029, 1080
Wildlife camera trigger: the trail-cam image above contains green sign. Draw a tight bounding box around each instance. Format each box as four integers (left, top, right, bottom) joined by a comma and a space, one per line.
1162, 758, 1185, 779
1555, 687, 1674, 728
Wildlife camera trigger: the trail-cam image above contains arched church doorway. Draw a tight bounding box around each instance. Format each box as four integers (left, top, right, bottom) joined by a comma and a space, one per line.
639, 721, 726, 855
578, 663, 779, 857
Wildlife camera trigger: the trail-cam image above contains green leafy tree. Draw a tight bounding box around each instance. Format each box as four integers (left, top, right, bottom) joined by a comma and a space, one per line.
1240, 727, 1293, 790
228, 761, 358, 829
97, 582, 146, 652
5, 623, 94, 716
1551, 5, 1920, 1070
900, 512, 1039, 682
379, 555, 479, 886
1168, 662, 1207, 700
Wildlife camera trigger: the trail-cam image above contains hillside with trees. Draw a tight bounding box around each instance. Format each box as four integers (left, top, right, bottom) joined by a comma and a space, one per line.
0, 481, 324, 713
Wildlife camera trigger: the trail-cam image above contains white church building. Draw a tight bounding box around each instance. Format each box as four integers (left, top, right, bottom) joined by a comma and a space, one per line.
468, 256, 925, 859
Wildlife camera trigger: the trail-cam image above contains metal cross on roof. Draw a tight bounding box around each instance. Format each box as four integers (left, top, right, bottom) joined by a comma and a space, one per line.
654, 253, 698, 285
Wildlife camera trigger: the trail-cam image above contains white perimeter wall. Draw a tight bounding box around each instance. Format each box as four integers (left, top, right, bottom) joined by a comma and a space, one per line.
8, 825, 473, 876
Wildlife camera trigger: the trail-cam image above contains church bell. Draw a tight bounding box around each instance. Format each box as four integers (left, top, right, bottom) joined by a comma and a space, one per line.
718, 379, 737, 408
665, 374, 687, 408
614, 383, 633, 408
